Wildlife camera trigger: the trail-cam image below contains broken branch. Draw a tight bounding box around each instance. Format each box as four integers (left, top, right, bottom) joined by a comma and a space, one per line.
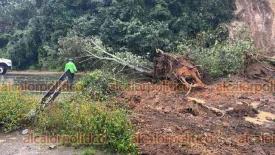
187, 97, 225, 117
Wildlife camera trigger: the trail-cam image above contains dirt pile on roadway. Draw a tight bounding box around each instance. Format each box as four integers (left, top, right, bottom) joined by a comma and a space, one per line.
118, 78, 275, 154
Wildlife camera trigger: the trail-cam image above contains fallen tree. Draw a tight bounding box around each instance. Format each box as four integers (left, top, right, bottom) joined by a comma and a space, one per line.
83, 38, 153, 75
60, 37, 206, 95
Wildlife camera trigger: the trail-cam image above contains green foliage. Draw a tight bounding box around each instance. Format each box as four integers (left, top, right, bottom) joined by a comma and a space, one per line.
76, 69, 129, 101
0, 89, 37, 132
0, 48, 8, 58
58, 36, 97, 71
0, 34, 10, 48
7, 29, 40, 69
0, 0, 235, 70
95, 0, 234, 56
36, 97, 137, 154
81, 148, 96, 155
0, 34, 11, 58
58, 36, 153, 72
76, 70, 114, 101
177, 35, 254, 78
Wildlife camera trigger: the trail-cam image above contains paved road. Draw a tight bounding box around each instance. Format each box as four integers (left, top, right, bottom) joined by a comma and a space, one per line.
0, 71, 83, 93
0, 131, 81, 155
1, 71, 82, 84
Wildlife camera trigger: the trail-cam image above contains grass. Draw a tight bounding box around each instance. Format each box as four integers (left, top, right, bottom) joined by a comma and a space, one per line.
0, 87, 38, 132
35, 96, 137, 154
0, 70, 137, 154
81, 148, 96, 155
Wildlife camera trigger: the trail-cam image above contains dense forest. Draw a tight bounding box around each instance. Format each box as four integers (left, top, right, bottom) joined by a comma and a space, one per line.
1, 0, 252, 77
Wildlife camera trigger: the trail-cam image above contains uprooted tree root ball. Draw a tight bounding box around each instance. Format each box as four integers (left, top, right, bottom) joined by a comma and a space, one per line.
153, 49, 207, 95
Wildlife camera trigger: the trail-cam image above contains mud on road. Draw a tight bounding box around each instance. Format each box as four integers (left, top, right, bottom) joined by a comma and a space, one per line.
119, 78, 275, 155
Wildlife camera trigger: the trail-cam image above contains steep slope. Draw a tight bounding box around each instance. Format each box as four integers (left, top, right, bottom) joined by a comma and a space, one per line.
235, 0, 275, 55
272, 0, 275, 52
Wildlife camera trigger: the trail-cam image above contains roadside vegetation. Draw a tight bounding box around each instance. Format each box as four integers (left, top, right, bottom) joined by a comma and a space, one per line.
0, 88, 37, 132
36, 71, 137, 153
0, 71, 137, 154
176, 26, 255, 78
36, 98, 137, 153
75, 70, 128, 101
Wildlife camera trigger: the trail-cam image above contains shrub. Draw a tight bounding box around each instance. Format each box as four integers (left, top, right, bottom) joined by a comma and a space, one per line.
177, 39, 254, 78
0, 89, 37, 132
76, 70, 129, 101
81, 148, 96, 155
75, 70, 115, 101
202, 40, 251, 78
0, 34, 10, 48
36, 97, 137, 154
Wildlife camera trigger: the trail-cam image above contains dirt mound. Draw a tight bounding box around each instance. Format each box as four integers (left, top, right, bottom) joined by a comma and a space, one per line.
119, 78, 275, 154
245, 63, 267, 78
227, 104, 258, 117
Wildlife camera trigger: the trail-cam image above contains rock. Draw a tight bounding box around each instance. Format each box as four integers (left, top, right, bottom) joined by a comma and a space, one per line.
222, 122, 230, 127
251, 145, 266, 155
26, 146, 32, 150
21, 129, 29, 135
260, 98, 269, 103
238, 95, 251, 100
224, 139, 232, 146
9, 137, 16, 140
250, 102, 261, 109
162, 128, 173, 133
227, 104, 258, 117
236, 102, 244, 105
27, 109, 36, 119
48, 144, 57, 150
185, 107, 200, 116
226, 107, 234, 111
130, 95, 142, 104
218, 105, 223, 108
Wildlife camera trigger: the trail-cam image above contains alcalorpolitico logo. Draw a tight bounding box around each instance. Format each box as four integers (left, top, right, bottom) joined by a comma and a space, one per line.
216, 80, 275, 93
23, 132, 107, 145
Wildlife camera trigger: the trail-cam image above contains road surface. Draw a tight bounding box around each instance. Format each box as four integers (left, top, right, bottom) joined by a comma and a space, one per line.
0, 131, 81, 155
0, 71, 83, 93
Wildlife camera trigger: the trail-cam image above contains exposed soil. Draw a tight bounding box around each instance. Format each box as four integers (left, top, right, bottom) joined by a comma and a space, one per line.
118, 77, 275, 155
235, 0, 275, 54
1, 72, 275, 155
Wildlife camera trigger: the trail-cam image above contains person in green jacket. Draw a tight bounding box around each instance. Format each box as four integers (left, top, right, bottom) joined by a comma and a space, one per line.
65, 58, 77, 88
